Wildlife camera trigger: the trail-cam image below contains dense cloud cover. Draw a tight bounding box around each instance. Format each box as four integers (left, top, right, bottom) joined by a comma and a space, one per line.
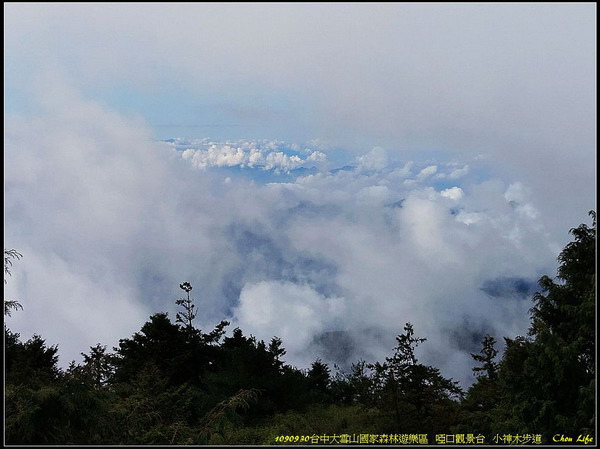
5, 84, 563, 387
4, 4, 595, 387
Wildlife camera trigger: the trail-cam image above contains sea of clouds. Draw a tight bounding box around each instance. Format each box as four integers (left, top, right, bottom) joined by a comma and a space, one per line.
4, 85, 566, 388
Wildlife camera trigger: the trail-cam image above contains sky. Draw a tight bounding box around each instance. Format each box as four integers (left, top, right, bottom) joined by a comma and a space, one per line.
3, 3, 596, 387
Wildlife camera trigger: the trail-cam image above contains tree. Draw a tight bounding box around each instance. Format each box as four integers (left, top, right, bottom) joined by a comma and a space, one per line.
495, 211, 596, 436
113, 312, 201, 387
203, 320, 230, 345
337, 360, 375, 406
307, 359, 331, 402
268, 337, 286, 372
197, 389, 260, 444
456, 335, 501, 436
176, 282, 197, 334
80, 344, 115, 389
471, 335, 499, 381
5, 331, 60, 387
370, 323, 463, 432
530, 211, 596, 375
4, 248, 23, 316
4, 249, 22, 282
3, 331, 109, 445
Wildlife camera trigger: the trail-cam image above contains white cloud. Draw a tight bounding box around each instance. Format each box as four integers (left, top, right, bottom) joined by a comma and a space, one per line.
232, 281, 345, 366
455, 211, 484, 226
4, 250, 149, 364
355, 147, 389, 172
356, 185, 392, 205
416, 165, 438, 181
448, 165, 470, 180
177, 140, 325, 173
504, 182, 530, 204
440, 187, 464, 201
437, 164, 470, 180
264, 152, 303, 172
306, 150, 327, 163
389, 161, 414, 180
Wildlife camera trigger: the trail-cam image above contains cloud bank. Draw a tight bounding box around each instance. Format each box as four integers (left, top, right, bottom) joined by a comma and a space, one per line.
4, 79, 566, 387
171, 138, 327, 173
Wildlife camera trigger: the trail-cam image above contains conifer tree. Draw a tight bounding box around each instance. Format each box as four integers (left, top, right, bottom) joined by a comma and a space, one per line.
371, 323, 463, 432
176, 282, 197, 332
496, 211, 596, 436
307, 359, 332, 401
471, 335, 499, 381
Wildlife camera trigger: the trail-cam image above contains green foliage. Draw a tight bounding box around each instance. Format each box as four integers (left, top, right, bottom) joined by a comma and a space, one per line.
107, 363, 209, 444
5, 330, 60, 388
207, 327, 312, 421
334, 360, 375, 406
5, 331, 114, 444
79, 343, 115, 389
495, 212, 596, 436
215, 404, 384, 444
113, 312, 209, 387
5, 384, 107, 444
198, 389, 260, 443
272, 404, 383, 435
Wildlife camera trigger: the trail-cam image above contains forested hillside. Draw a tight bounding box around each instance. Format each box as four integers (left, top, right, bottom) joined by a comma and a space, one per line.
4, 212, 595, 445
